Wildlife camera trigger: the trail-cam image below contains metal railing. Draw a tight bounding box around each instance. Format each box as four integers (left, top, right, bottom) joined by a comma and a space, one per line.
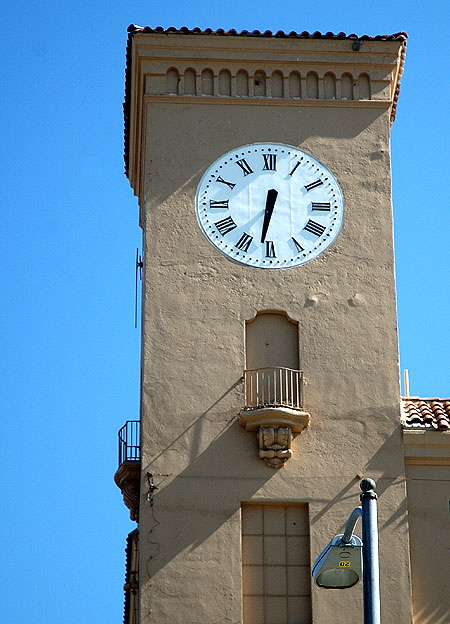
118, 420, 141, 467
244, 367, 304, 409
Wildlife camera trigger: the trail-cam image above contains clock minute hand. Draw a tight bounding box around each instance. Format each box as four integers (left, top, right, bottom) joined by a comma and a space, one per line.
261, 189, 279, 243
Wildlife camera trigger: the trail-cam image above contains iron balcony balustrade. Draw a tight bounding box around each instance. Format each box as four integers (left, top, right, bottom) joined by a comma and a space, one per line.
118, 420, 141, 466
243, 366, 304, 410
115, 420, 141, 522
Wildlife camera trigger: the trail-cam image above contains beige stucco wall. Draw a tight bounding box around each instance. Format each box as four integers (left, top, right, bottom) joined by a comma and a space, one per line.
405, 463, 450, 624
403, 432, 450, 624
129, 33, 412, 624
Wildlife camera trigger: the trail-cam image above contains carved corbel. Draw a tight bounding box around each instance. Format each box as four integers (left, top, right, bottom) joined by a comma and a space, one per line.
259, 426, 292, 468
239, 406, 310, 468
114, 461, 141, 521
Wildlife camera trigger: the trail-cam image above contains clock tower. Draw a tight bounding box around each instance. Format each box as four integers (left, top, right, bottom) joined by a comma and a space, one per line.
117, 26, 413, 624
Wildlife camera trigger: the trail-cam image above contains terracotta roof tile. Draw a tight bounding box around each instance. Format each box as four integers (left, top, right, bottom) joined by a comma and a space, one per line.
127, 25, 407, 41
401, 398, 450, 430
123, 25, 407, 176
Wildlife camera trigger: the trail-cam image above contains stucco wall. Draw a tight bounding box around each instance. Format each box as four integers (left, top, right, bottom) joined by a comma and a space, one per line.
405, 464, 450, 624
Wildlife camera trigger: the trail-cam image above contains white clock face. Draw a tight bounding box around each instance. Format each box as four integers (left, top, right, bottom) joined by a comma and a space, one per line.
195, 142, 344, 269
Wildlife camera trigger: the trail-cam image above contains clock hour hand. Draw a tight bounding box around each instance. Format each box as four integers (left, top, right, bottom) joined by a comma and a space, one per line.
261, 188, 279, 243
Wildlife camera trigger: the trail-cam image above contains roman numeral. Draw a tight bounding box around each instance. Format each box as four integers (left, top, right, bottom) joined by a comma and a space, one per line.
311, 202, 331, 211
215, 216, 237, 236
303, 219, 326, 237
236, 159, 253, 176
265, 241, 276, 258
262, 154, 277, 171
209, 199, 229, 209
235, 232, 253, 252
292, 237, 304, 253
304, 179, 324, 191
216, 176, 236, 190
289, 161, 301, 176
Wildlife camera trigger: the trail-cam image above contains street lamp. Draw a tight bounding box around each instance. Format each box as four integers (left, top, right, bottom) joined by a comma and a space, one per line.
312, 479, 381, 624
312, 532, 363, 589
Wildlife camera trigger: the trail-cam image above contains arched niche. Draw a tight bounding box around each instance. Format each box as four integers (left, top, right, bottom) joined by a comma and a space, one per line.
341, 72, 354, 100
324, 72, 336, 99
183, 68, 196, 95
306, 71, 319, 99
201, 68, 214, 95
289, 71, 301, 98
253, 70, 266, 96
166, 67, 179, 95
218, 69, 231, 96
245, 310, 299, 371
271, 71, 284, 98
236, 69, 249, 96
358, 73, 371, 99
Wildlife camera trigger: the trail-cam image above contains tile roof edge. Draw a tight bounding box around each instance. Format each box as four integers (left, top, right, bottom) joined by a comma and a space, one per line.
126, 24, 408, 41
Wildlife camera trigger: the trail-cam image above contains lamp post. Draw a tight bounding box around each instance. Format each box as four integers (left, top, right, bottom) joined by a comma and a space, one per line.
312, 478, 381, 624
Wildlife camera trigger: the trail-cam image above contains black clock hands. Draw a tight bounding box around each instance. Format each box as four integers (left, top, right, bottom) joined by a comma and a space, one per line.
261, 188, 279, 243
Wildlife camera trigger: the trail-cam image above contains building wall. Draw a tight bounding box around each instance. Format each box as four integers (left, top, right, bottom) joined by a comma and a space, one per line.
405, 464, 450, 624
129, 32, 413, 624
403, 430, 450, 624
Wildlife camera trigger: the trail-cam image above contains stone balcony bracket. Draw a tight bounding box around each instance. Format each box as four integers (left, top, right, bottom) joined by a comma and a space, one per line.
239, 406, 311, 468
114, 461, 141, 522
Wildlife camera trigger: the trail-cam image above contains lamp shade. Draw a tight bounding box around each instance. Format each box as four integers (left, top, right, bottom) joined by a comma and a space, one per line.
312, 534, 363, 589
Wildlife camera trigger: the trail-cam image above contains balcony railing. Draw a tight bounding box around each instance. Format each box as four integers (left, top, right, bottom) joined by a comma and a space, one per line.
118, 420, 141, 467
243, 367, 304, 410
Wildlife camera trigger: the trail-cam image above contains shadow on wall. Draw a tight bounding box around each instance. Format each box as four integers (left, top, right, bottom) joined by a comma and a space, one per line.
144, 376, 244, 467
147, 105, 386, 207
139, 375, 279, 577
309, 426, 408, 533
140, 417, 275, 577
364, 433, 409, 532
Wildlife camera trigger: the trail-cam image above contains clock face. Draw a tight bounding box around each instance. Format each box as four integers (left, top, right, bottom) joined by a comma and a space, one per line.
195, 142, 344, 269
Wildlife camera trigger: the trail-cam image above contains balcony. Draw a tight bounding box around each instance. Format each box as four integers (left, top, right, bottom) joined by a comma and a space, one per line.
114, 421, 141, 522
243, 366, 304, 410
239, 367, 310, 468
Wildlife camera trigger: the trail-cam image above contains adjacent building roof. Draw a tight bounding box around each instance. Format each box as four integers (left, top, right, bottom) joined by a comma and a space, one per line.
402, 398, 450, 430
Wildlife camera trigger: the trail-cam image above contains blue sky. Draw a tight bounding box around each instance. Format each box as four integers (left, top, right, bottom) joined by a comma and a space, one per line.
1, 2, 449, 622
